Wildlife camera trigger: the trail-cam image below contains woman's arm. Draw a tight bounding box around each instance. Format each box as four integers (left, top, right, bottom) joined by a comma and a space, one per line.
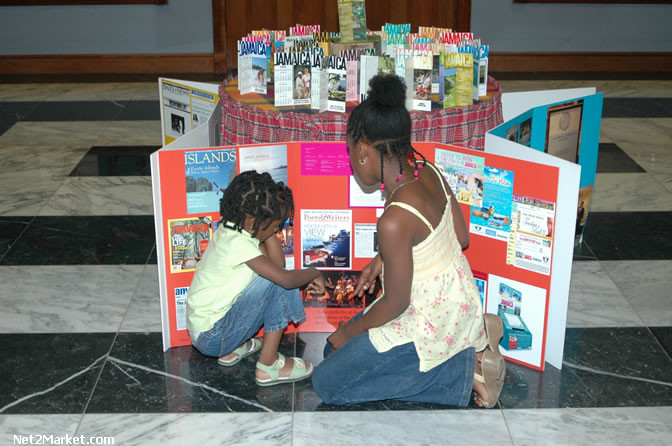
328, 210, 414, 348
246, 254, 321, 290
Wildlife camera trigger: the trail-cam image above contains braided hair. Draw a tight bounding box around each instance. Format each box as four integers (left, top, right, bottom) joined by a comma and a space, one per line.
219, 170, 294, 237
347, 74, 426, 190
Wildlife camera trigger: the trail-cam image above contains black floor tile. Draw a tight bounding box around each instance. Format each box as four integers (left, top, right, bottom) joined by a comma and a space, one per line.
0, 101, 41, 135
0, 217, 33, 260
573, 240, 597, 261
582, 212, 672, 261
650, 327, 672, 359
501, 327, 672, 409
597, 143, 646, 173
87, 332, 295, 413
24, 101, 126, 121
0, 120, 15, 135
602, 98, 672, 118
0, 333, 115, 414
116, 101, 161, 121
0, 216, 156, 265
146, 244, 157, 265
69, 146, 159, 176
0, 101, 40, 124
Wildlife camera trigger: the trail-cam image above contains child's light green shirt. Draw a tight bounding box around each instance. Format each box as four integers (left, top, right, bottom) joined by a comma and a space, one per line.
187, 223, 262, 333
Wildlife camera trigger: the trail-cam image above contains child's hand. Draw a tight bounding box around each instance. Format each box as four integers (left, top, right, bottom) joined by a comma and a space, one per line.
306, 274, 326, 295
355, 255, 382, 297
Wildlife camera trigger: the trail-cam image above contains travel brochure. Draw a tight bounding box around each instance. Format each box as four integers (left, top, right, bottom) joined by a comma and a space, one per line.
507, 195, 555, 276
470, 166, 514, 242
435, 148, 485, 207
233, 20, 490, 112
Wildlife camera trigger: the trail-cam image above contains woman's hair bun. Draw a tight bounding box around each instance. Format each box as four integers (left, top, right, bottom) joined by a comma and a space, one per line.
367, 74, 406, 108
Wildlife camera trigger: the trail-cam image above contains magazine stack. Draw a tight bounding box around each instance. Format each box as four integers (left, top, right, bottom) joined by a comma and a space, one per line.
234, 3, 490, 112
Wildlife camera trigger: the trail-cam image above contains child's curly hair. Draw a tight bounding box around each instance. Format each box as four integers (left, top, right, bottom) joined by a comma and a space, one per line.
219, 170, 294, 237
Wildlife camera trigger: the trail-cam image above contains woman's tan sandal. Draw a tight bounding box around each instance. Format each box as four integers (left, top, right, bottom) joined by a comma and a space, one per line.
474, 349, 507, 408
255, 353, 314, 387
218, 338, 262, 367
483, 313, 504, 353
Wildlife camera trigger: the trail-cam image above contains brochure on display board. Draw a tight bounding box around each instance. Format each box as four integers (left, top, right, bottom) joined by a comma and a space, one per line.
153, 79, 583, 372
158, 78, 220, 147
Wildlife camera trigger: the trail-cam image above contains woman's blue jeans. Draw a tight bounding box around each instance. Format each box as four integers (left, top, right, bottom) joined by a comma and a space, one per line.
312, 312, 475, 407
190, 276, 305, 357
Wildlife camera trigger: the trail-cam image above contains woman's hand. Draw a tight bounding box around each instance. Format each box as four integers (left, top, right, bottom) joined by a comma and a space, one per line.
327, 321, 352, 352
355, 255, 382, 297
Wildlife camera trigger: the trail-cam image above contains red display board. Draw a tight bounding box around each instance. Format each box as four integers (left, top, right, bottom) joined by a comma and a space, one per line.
152, 141, 560, 370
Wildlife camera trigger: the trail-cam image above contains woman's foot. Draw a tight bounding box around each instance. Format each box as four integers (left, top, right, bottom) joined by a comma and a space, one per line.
473, 350, 489, 406
255, 353, 313, 387
473, 348, 506, 408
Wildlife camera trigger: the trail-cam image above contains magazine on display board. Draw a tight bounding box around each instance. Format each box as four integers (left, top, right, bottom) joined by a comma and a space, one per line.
301, 209, 352, 270
167, 216, 213, 274
184, 148, 237, 214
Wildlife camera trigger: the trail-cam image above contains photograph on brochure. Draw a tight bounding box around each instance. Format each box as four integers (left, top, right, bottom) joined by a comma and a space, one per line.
575, 184, 593, 243
519, 118, 532, 146
506, 124, 519, 143
434, 148, 485, 207
545, 100, 584, 163
167, 216, 212, 273
238, 144, 289, 185
301, 270, 381, 309
301, 209, 352, 269
184, 148, 237, 214
469, 166, 514, 242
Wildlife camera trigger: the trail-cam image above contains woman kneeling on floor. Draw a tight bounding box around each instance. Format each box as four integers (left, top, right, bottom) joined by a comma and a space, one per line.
312, 74, 506, 408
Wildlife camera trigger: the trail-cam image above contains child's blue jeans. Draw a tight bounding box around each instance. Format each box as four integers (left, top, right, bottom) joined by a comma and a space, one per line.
189, 276, 305, 357
312, 311, 475, 407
